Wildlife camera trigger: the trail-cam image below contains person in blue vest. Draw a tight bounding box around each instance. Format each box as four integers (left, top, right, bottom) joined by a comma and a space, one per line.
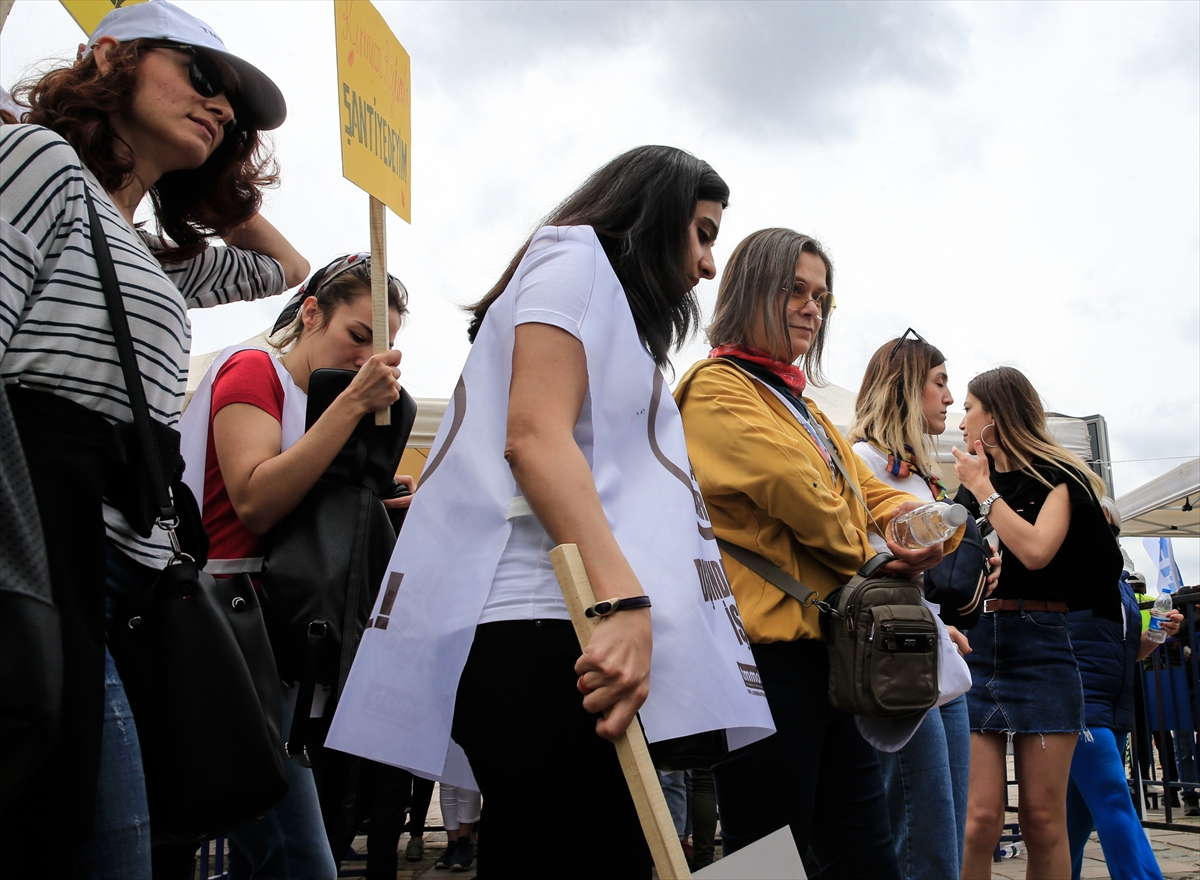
1065, 498, 1182, 880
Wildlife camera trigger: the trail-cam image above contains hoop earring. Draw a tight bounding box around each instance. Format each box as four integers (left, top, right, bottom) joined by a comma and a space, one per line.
981, 423, 999, 449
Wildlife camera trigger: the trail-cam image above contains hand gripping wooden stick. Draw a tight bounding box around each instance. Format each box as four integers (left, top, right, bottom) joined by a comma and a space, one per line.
549, 543, 692, 880
369, 196, 391, 426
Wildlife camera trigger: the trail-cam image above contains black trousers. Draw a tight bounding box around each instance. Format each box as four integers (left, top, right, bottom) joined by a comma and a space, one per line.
713, 638, 901, 879
452, 620, 651, 879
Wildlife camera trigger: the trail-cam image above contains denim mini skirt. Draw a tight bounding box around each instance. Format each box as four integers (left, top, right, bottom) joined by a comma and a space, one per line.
965, 610, 1085, 734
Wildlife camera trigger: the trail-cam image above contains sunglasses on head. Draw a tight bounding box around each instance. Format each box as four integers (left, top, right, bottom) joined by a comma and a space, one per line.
889, 327, 931, 361
143, 41, 238, 131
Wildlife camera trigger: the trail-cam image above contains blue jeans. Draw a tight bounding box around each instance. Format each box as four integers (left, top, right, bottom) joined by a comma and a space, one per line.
942, 695, 971, 865
659, 771, 690, 839
78, 546, 158, 880
1067, 728, 1162, 880
878, 695, 969, 879
226, 686, 337, 880
79, 647, 152, 880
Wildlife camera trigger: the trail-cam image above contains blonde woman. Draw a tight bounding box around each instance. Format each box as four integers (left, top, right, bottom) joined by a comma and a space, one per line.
849, 331, 988, 878
952, 366, 1123, 880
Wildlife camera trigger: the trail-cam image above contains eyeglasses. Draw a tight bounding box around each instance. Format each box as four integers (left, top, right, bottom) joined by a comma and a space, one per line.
889, 327, 929, 361
782, 283, 836, 314
144, 42, 238, 130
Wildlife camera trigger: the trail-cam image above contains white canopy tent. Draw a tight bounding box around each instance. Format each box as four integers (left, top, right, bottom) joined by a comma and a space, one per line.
188, 342, 1106, 495
1114, 457, 1200, 539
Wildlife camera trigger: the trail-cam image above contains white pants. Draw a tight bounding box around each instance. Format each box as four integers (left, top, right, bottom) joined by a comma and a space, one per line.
439, 783, 482, 832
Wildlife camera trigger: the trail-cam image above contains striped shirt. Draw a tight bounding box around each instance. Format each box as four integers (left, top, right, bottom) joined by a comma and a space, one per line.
1, 123, 286, 566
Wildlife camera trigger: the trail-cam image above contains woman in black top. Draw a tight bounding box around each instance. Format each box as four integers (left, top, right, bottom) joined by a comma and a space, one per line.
952, 366, 1122, 879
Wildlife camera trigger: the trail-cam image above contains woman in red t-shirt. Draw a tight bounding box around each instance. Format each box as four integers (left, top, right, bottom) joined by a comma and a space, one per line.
205, 254, 410, 564
184, 253, 410, 879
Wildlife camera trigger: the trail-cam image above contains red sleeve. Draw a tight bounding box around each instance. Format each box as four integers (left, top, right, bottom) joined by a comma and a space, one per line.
211, 349, 285, 423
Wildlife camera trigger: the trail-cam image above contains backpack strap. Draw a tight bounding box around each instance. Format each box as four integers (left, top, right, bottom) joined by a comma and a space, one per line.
284, 620, 328, 768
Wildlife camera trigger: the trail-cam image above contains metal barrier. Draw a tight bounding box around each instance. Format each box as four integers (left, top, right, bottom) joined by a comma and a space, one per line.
1129, 589, 1199, 832
196, 837, 227, 880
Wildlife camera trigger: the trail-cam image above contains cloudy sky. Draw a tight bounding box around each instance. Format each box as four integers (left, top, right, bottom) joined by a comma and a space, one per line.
3, 0, 1197, 579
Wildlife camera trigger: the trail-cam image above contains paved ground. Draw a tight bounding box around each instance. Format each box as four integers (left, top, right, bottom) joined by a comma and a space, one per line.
988, 807, 1199, 880
191, 779, 1198, 880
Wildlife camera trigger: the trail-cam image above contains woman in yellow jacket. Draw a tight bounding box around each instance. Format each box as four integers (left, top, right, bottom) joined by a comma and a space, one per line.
674, 227, 955, 878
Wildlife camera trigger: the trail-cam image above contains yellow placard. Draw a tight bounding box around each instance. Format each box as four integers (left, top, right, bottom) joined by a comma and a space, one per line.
60, 0, 148, 37
334, 0, 411, 223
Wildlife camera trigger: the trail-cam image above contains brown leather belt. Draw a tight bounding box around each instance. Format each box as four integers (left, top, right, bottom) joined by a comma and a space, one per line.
984, 599, 1068, 614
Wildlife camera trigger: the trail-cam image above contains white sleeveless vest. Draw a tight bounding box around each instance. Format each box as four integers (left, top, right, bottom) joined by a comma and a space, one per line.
179, 345, 307, 574
327, 226, 774, 783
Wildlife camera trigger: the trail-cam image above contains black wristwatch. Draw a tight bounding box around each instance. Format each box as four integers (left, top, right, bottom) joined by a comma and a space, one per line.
584, 595, 653, 619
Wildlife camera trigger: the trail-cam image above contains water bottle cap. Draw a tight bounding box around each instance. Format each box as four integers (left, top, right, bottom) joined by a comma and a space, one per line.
943, 503, 969, 529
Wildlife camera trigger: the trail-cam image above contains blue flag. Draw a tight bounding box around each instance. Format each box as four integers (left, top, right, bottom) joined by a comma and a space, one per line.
1142, 537, 1183, 595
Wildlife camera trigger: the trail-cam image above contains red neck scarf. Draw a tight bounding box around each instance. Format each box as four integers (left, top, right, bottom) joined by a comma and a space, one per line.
710, 344, 807, 395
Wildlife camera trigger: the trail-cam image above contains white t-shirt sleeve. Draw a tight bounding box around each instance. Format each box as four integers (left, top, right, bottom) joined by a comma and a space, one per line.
510, 234, 596, 339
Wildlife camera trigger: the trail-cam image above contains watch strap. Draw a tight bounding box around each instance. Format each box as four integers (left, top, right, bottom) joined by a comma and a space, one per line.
584, 595, 653, 619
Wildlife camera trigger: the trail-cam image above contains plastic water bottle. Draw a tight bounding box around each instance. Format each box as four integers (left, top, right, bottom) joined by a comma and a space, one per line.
1146, 588, 1175, 644
886, 501, 970, 549
999, 841, 1026, 859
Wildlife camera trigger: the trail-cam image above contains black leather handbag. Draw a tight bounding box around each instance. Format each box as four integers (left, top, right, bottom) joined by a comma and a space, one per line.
109, 571, 288, 843
85, 188, 287, 843
261, 368, 417, 765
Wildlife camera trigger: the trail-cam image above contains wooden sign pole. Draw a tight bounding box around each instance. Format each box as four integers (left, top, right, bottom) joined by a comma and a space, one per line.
549, 543, 692, 880
369, 195, 390, 426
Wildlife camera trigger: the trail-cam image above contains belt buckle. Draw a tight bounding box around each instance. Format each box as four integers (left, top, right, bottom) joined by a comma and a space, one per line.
984, 598, 1002, 614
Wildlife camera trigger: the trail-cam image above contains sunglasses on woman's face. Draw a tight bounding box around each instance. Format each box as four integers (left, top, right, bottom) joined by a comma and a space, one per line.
144, 42, 237, 129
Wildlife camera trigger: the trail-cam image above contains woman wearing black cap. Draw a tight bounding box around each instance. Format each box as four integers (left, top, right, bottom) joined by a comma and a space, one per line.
0, 2, 304, 875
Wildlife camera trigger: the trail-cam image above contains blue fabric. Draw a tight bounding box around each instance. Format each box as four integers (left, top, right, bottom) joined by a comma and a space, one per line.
878, 700, 962, 879
941, 695, 971, 866
1067, 729, 1162, 880
965, 609, 1086, 733
78, 546, 159, 880
225, 687, 337, 880
1067, 578, 1141, 731
79, 647, 152, 880
660, 770, 688, 839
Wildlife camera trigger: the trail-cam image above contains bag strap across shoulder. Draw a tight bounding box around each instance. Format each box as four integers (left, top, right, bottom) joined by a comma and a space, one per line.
716, 537, 894, 615
721, 358, 884, 536
84, 187, 178, 532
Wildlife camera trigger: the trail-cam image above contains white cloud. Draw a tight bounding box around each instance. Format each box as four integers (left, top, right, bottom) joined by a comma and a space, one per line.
3, 0, 1196, 578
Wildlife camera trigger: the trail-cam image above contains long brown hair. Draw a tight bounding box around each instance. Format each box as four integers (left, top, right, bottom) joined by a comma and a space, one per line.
706, 228, 835, 384
465, 145, 729, 369
849, 336, 947, 474
968, 366, 1107, 499
10, 40, 278, 262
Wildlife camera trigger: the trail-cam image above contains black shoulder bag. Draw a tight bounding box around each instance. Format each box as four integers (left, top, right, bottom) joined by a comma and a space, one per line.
87, 189, 288, 843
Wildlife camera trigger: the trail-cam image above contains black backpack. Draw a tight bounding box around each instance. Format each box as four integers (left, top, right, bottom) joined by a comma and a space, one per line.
261, 369, 417, 765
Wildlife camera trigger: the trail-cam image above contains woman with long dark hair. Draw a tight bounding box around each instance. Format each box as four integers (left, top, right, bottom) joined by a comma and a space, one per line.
674, 228, 956, 878
953, 366, 1123, 879
327, 145, 773, 878
0, 3, 304, 874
